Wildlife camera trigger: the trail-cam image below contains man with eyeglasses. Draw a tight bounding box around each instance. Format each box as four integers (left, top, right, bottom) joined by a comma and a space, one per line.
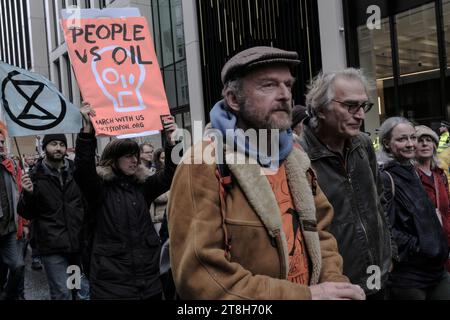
299, 68, 394, 300
139, 142, 155, 171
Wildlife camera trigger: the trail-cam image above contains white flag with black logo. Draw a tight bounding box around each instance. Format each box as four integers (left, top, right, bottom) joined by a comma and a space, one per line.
0, 61, 82, 137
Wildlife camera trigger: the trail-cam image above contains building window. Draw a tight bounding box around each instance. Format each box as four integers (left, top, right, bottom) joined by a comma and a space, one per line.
160, 0, 174, 67
163, 65, 177, 108
358, 17, 392, 121
54, 59, 62, 91
64, 53, 73, 101
51, 0, 59, 50
346, 0, 449, 130
4, 0, 13, 65
176, 60, 189, 106
443, 0, 450, 67
151, 0, 190, 116
395, 3, 441, 121
183, 111, 191, 133
443, 0, 450, 119
396, 3, 439, 75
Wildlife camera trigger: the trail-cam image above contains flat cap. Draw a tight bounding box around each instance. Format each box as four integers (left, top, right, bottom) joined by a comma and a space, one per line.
415, 125, 439, 146
221, 46, 300, 84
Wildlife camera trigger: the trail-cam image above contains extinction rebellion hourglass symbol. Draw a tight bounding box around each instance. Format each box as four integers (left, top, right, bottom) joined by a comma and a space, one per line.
1, 71, 67, 130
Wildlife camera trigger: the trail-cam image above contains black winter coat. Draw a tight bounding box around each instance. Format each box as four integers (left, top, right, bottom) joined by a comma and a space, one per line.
17, 159, 85, 255
74, 132, 177, 300
380, 161, 449, 289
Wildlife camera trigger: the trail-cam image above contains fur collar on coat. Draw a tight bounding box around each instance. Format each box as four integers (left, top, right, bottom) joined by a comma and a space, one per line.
184, 128, 323, 285
96, 164, 153, 184
223, 144, 322, 285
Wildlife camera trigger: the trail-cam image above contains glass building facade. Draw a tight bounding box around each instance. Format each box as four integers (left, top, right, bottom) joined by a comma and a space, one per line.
196, 0, 322, 122
0, 0, 32, 70
151, 0, 191, 133
345, 0, 450, 131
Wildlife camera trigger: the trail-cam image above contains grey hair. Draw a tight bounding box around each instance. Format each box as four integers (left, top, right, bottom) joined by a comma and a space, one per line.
222, 78, 244, 103
305, 68, 372, 128
376, 117, 414, 164
378, 117, 414, 153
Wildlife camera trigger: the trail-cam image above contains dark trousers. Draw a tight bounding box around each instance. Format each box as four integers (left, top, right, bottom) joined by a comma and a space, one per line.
0, 241, 26, 297
160, 270, 177, 300
388, 272, 450, 300
0, 232, 25, 299
16, 238, 28, 299
0, 260, 7, 290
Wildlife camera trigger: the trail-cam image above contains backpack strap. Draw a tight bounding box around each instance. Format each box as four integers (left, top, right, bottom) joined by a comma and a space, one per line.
215, 162, 233, 260
384, 171, 395, 198
216, 163, 233, 192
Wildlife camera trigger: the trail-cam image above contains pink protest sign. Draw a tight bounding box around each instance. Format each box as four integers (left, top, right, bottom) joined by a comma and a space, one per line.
61, 17, 170, 137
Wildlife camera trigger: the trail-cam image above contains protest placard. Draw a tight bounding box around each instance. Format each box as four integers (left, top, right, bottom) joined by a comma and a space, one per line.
62, 11, 170, 137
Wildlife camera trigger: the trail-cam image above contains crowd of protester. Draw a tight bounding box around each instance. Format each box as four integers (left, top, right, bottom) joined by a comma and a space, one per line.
0, 46, 449, 300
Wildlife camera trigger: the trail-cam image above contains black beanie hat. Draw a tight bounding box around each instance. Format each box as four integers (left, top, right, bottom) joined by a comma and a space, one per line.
291, 105, 308, 129
42, 134, 67, 149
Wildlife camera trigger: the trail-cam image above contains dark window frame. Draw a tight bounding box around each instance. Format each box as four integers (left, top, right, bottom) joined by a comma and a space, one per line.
152, 0, 189, 111
343, 0, 449, 121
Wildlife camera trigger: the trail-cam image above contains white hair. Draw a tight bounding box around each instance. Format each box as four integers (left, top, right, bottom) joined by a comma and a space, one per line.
305, 68, 372, 128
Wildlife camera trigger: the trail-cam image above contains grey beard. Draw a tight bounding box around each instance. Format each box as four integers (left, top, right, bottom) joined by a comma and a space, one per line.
239, 101, 292, 130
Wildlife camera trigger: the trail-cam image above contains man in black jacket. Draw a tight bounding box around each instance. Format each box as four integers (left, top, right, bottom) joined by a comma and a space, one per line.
299, 68, 394, 299
18, 134, 89, 300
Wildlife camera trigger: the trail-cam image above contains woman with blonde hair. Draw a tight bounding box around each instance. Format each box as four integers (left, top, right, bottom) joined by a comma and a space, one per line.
414, 125, 450, 273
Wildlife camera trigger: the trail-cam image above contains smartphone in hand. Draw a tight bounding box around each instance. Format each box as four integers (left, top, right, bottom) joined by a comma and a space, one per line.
160, 115, 175, 131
